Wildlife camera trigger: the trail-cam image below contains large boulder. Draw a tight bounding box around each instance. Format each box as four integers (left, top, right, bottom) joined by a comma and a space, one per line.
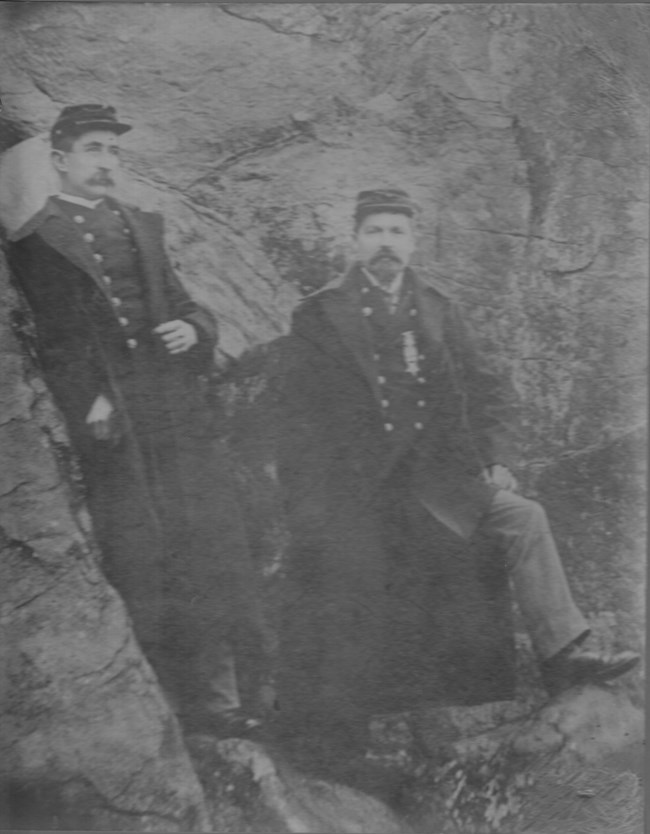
402, 685, 643, 834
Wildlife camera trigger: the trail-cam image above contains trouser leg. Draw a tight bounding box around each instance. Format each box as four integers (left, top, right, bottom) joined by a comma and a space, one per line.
481, 489, 589, 659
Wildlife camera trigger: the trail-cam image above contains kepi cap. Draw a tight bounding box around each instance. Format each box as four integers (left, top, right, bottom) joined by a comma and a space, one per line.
51, 104, 132, 143
354, 188, 419, 225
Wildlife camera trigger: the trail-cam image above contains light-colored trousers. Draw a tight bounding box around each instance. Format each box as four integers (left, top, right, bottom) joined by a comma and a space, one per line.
203, 491, 588, 713
481, 489, 589, 660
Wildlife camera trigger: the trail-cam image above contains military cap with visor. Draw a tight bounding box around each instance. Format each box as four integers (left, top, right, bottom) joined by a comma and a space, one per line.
354, 188, 420, 225
50, 104, 132, 143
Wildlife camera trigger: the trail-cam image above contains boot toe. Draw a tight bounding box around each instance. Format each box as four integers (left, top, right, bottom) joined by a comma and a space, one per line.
542, 648, 639, 695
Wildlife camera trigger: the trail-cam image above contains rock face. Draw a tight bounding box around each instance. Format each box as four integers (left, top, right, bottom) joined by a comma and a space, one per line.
403, 686, 644, 834
0, 3, 646, 832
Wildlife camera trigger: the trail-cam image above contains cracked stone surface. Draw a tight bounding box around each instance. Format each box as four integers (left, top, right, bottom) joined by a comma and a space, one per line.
0, 4, 646, 832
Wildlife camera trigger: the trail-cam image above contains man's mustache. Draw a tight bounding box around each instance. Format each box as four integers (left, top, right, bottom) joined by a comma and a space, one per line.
87, 174, 115, 186
370, 249, 402, 264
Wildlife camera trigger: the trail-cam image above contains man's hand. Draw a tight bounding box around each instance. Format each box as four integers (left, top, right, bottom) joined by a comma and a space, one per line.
481, 463, 518, 492
153, 320, 198, 354
85, 394, 116, 441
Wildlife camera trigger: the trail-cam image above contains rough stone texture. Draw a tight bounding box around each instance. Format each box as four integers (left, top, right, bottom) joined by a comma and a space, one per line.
0, 3, 646, 832
187, 736, 410, 834
401, 685, 643, 834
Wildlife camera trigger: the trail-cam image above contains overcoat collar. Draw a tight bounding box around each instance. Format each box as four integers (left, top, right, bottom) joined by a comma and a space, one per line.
411, 270, 447, 345
118, 202, 167, 322
319, 266, 382, 404
11, 197, 105, 284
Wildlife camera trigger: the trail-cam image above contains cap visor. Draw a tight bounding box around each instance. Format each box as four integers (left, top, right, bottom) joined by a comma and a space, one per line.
54, 119, 132, 136
357, 203, 417, 215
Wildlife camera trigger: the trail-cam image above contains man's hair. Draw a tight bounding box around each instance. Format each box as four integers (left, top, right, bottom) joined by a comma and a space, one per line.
51, 133, 77, 152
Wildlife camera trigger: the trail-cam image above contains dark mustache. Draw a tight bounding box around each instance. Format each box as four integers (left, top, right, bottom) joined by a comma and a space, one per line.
88, 174, 115, 186
370, 249, 401, 264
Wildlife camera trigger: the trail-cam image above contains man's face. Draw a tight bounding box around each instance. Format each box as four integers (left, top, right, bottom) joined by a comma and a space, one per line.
52, 130, 121, 200
355, 211, 416, 284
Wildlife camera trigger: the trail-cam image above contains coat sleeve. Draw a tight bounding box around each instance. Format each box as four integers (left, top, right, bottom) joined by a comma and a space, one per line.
158, 236, 218, 373
445, 300, 520, 471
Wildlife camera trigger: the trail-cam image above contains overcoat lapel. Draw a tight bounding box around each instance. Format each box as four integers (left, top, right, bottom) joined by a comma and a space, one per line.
412, 275, 446, 347
116, 203, 168, 323
33, 200, 112, 301
320, 270, 382, 405
320, 267, 439, 481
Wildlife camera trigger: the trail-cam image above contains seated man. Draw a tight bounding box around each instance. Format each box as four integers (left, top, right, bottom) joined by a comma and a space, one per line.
8, 104, 268, 736
274, 187, 638, 751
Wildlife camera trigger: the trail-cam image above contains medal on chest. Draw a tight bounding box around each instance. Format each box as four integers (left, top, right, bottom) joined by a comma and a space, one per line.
402, 330, 420, 377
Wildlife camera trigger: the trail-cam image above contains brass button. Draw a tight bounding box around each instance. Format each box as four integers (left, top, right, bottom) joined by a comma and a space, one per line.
414, 422, 423, 430
418, 400, 426, 407
362, 307, 373, 317
73, 215, 85, 224
378, 375, 386, 384
384, 423, 394, 432
93, 253, 103, 262
118, 316, 129, 326
111, 297, 122, 307
381, 399, 389, 408
102, 274, 112, 284
82, 232, 95, 243
126, 338, 138, 349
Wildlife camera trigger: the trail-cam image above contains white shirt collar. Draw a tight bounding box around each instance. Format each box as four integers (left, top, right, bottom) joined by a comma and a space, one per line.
57, 192, 104, 210
361, 266, 405, 299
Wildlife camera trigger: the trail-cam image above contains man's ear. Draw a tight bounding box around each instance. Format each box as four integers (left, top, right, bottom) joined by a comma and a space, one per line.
51, 150, 67, 174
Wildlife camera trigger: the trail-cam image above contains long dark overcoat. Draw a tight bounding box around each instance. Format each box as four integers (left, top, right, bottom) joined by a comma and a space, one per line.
275, 265, 519, 727
8, 197, 264, 706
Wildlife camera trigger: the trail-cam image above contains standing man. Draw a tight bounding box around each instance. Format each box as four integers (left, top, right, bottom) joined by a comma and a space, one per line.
8, 104, 267, 736
274, 188, 638, 756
